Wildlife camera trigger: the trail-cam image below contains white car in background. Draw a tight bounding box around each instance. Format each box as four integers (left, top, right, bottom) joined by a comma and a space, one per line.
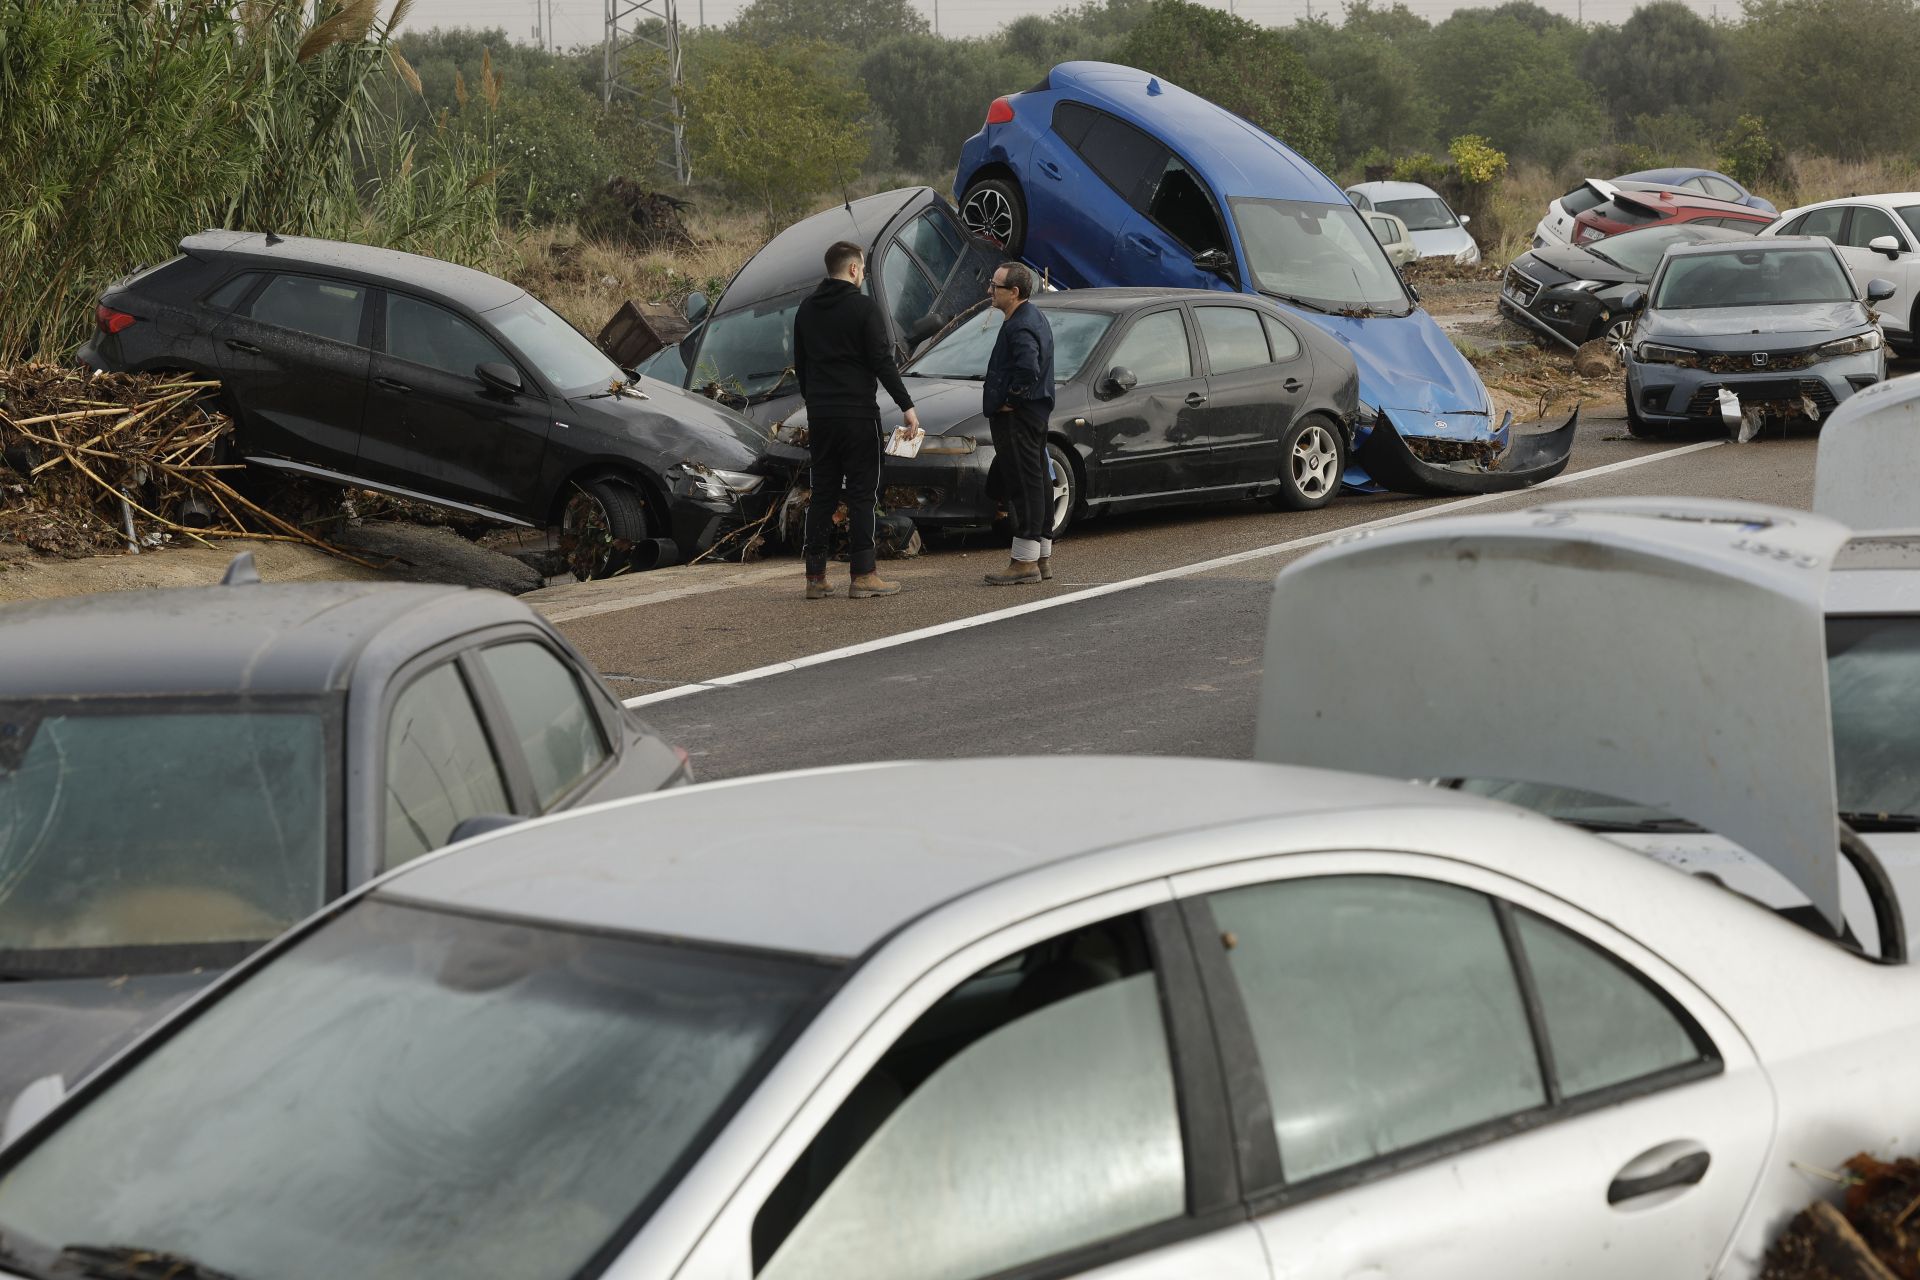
1532, 177, 1694, 249
1762, 193, 1920, 351
1364, 208, 1419, 269
1346, 181, 1479, 264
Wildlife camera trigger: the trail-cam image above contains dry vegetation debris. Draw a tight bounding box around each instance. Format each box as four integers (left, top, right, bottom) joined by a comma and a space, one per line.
1763, 1155, 1920, 1280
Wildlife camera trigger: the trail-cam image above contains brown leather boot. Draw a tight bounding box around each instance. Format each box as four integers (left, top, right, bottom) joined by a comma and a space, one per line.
805, 576, 834, 600
849, 572, 901, 598
985, 559, 1042, 586
1037, 557, 1053, 581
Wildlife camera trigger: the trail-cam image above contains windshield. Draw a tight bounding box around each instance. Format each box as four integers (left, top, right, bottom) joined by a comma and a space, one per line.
1376, 197, 1457, 232
0, 898, 834, 1280
1230, 198, 1410, 316
907, 304, 1113, 381
1588, 224, 1746, 275
1652, 246, 1854, 309
694, 291, 804, 402
0, 703, 329, 975
484, 295, 624, 396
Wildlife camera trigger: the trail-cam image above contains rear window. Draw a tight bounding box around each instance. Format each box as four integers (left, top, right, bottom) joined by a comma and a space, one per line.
1597, 200, 1661, 229
1562, 186, 1607, 216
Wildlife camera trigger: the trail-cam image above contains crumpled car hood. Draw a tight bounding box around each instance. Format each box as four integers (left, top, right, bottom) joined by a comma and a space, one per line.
602, 378, 773, 456
893, 377, 995, 439
1523, 246, 1638, 286
1644, 302, 1870, 345
1291, 308, 1491, 420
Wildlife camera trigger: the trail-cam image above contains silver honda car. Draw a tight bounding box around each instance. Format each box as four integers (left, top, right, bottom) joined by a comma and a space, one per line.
1623, 236, 1892, 439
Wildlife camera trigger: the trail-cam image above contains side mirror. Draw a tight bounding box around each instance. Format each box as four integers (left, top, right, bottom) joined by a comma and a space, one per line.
447, 813, 523, 845
1866, 278, 1898, 303
907, 312, 944, 343
1620, 289, 1647, 313
1868, 235, 1902, 261
1192, 248, 1234, 279
1458, 214, 1472, 226
684, 291, 710, 324
1103, 366, 1138, 396
476, 361, 523, 395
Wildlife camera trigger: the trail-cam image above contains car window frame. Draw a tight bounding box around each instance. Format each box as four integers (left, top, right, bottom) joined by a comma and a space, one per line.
1190, 302, 1292, 376
239, 272, 375, 349
1099, 304, 1198, 390
464, 633, 620, 814
370, 286, 530, 390
876, 239, 939, 354
890, 204, 969, 296
1171, 861, 1722, 1213
200, 271, 268, 314
720, 896, 1247, 1280
1843, 204, 1906, 251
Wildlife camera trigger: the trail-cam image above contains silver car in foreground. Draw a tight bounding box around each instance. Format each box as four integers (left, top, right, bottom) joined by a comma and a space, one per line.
1623, 236, 1893, 439
4, 506, 1920, 1279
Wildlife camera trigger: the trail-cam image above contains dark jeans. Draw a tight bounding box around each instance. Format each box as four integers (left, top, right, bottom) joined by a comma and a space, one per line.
989, 402, 1052, 548
803, 415, 882, 576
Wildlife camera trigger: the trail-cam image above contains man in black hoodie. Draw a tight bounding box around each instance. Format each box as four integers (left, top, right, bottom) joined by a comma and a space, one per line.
792, 240, 920, 600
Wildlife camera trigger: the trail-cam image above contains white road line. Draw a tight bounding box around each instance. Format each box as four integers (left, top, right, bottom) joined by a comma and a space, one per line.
624, 441, 1723, 708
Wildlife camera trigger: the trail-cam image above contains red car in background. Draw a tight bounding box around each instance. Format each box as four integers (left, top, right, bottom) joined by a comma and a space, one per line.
1571, 188, 1775, 245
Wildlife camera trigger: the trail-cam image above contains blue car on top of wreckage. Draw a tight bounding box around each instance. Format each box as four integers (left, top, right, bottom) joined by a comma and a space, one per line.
953, 61, 1576, 494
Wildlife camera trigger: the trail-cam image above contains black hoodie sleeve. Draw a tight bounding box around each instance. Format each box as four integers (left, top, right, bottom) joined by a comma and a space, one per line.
864, 298, 914, 412
792, 303, 809, 399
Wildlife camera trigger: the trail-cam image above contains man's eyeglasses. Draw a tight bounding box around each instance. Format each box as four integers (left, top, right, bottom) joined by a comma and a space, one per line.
987, 281, 1013, 292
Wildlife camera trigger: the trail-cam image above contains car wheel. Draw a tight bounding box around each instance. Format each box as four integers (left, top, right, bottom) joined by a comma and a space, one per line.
1602, 317, 1635, 365
1047, 440, 1078, 538
560, 478, 650, 580
1271, 416, 1345, 511
960, 177, 1026, 255
1624, 391, 1665, 439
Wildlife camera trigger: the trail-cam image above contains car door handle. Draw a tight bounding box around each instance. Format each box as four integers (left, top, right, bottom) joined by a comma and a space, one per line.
1283, 377, 1304, 393
1126, 233, 1162, 256
1038, 159, 1063, 180
1185, 392, 1208, 407
224, 339, 260, 355
1607, 1146, 1711, 1205
376, 377, 413, 394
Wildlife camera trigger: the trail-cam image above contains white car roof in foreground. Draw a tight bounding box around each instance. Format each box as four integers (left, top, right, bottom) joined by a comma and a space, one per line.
1256, 496, 1854, 929
377, 757, 1484, 959
1815, 372, 1920, 535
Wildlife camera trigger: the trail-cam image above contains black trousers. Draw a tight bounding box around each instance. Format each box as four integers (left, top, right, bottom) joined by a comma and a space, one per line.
989, 402, 1052, 548
803, 416, 882, 576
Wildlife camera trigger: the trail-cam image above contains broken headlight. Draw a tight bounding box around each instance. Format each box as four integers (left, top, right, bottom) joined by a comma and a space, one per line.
1636, 342, 1700, 369
671, 461, 765, 502
914, 433, 978, 456
1815, 329, 1883, 360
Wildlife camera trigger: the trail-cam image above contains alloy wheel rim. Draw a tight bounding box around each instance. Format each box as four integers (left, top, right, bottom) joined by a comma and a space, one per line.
1605, 319, 1634, 364
1292, 426, 1339, 498
561, 490, 616, 579
962, 188, 1014, 246
1050, 456, 1073, 526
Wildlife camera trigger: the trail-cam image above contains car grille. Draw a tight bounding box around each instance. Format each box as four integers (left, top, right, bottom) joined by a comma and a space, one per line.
1405, 436, 1503, 467
1695, 346, 1820, 375
1682, 379, 1838, 418
1502, 267, 1541, 308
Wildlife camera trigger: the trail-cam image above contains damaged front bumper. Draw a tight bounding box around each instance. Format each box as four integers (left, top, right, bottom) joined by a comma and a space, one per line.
1358, 406, 1579, 494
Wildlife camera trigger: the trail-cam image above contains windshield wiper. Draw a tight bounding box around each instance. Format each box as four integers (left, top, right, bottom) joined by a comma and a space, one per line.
49, 1244, 249, 1280
1843, 811, 1920, 833
1264, 291, 1331, 314
1562, 816, 1705, 834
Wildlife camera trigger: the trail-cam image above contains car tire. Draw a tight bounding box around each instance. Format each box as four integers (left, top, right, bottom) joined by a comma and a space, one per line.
960, 177, 1026, 255
1047, 440, 1079, 538
1601, 317, 1635, 365
1270, 415, 1345, 511
560, 477, 651, 580
1624, 391, 1665, 439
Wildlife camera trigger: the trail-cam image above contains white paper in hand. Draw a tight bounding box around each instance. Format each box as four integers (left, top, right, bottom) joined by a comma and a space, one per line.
885, 426, 924, 458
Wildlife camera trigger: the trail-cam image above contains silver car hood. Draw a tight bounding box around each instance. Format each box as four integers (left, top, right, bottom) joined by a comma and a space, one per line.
1815, 372, 1920, 533
1644, 300, 1869, 345
1255, 495, 1853, 929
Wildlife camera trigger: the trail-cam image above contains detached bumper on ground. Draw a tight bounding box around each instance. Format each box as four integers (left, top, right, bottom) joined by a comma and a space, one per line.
1359, 407, 1579, 495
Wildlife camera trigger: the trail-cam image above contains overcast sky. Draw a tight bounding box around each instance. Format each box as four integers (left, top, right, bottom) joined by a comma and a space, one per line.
400, 0, 1744, 49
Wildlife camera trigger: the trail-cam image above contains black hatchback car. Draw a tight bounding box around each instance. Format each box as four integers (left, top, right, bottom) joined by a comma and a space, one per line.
764, 288, 1361, 530
80, 232, 777, 577
639, 187, 1002, 424
0, 567, 686, 1129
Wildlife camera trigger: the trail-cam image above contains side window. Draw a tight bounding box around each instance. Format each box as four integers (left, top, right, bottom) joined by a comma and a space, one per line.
1777, 213, 1807, 236
383, 662, 511, 869
385, 293, 511, 381
1105, 310, 1191, 387
1205, 876, 1546, 1182
1349, 191, 1372, 211
1074, 113, 1166, 206
1144, 158, 1227, 254
1261, 312, 1302, 362
899, 211, 962, 286
247, 275, 366, 346
1702, 176, 1743, 202
1682, 176, 1711, 194
477, 640, 611, 811
1845, 206, 1902, 249
1513, 910, 1706, 1097
880, 241, 937, 332
753, 914, 1184, 1280
1051, 100, 1096, 148
1797, 206, 1847, 242
204, 273, 260, 311
1195, 306, 1271, 375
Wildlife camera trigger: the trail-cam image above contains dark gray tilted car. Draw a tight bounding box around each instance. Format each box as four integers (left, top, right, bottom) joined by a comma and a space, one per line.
0, 566, 686, 1127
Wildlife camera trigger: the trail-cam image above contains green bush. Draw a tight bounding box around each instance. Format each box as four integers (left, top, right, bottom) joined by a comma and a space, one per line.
1390, 152, 1448, 185
1719, 114, 1785, 188
1448, 135, 1508, 185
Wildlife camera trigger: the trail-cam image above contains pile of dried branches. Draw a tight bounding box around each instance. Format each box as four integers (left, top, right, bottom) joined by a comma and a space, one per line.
0, 365, 372, 563
1764, 1154, 1920, 1279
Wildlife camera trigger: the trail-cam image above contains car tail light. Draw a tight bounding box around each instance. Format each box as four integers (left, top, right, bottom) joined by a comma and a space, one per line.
985, 97, 1015, 125
95, 305, 136, 335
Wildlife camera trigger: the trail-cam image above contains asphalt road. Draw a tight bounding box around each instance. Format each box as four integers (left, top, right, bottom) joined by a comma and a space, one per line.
534, 404, 1850, 780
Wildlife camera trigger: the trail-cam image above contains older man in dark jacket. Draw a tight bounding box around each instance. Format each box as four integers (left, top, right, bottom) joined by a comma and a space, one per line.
981, 261, 1056, 586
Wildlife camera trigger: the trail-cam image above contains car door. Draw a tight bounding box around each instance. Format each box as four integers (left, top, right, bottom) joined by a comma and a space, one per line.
876, 238, 942, 366
1837, 205, 1918, 341
1029, 102, 1161, 289
1170, 854, 1773, 1280
468, 637, 618, 813
891, 204, 995, 347
210, 272, 371, 473
1079, 306, 1211, 501
379, 658, 515, 873
1191, 303, 1307, 487
681, 897, 1270, 1280
360, 290, 554, 519
1113, 154, 1239, 292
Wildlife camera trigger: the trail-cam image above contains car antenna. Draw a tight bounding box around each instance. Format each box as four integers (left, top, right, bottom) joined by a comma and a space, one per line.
220, 550, 261, 585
